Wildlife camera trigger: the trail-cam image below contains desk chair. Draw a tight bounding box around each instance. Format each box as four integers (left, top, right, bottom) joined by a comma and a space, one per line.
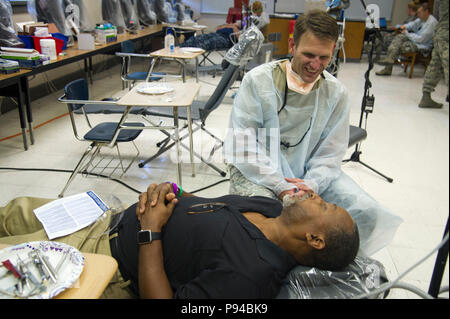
139, 61, 242, 176
396, 50, 432, 79
116, 40, 166, 90
58, 78, 144, 197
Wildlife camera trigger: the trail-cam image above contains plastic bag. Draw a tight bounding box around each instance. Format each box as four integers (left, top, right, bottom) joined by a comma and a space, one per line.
224, 25, 264, 67
119, 0, 140, 31
102, 0, 126, 31
154, 0, 176, 23
173, 1, 193, 25
0, 0, 24, 47
136, 0, 157, 26
27, 0, 71, 36
276, 256, 389, 299
63, 0, 94, 32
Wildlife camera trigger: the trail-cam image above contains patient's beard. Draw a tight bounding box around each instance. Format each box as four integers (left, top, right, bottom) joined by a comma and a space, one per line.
282, 193, 311, 208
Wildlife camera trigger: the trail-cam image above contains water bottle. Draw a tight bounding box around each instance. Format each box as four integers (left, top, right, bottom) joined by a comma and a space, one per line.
164, 28, 175, 53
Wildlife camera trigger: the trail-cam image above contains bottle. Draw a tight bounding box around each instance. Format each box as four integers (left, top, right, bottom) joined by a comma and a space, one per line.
164, 28, 175, 53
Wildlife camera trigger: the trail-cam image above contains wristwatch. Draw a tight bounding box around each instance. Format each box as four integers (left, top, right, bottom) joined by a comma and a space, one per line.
137, 229, 162, 245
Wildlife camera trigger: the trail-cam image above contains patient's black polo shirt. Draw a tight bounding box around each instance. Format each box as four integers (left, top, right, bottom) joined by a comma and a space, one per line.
111, 195, 297, 298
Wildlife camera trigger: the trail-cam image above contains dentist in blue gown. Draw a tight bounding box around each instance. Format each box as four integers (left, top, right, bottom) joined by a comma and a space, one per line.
224, 10, 402, 256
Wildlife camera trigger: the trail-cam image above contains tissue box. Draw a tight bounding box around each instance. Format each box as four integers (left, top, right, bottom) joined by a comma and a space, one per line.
78, 33, 95, 50
96, 27, 118, 44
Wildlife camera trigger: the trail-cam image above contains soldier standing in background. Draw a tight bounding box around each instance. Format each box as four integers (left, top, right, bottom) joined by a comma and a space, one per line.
418, 0, 449, 108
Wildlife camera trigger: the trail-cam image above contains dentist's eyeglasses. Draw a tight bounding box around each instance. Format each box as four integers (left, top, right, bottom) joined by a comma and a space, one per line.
187, 202, 227, 214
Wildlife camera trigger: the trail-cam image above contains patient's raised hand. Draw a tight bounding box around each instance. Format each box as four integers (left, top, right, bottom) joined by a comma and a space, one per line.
137, 183, 177, 215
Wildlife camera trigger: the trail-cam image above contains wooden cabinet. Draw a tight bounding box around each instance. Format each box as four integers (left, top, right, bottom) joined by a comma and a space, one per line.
267, 16, 293, 57
340, 20, 366, 60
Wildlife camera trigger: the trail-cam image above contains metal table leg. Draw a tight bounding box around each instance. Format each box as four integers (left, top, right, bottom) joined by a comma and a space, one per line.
195, 57, 199, 83
186, 106, 195, 177
20, 76, 34, 145
173, 106, 182, 186
16, 81, 29, 150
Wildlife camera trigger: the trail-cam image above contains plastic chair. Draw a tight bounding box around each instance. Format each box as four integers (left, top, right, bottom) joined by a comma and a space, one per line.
348, 125, 367, 147
57, 78, 145, 197
116, 40, 166, 90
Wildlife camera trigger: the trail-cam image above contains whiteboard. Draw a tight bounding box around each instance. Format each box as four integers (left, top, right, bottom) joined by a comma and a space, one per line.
200, 0, 275, 14
274, 0, 394, 20
200, 0, 234, 14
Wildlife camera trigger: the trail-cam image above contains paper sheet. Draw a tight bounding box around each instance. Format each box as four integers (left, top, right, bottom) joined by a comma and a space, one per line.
33, 191, 109, 240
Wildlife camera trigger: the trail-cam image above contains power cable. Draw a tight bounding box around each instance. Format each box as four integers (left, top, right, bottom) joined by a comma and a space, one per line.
0, 166, 229, 195
353, 233, 449, 299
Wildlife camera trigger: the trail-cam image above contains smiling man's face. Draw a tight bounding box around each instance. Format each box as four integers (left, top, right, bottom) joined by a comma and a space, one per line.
288, 30, 335, 83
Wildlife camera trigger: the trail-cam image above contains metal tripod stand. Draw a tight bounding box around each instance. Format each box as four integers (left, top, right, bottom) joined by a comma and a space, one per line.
342, 29, 393, 183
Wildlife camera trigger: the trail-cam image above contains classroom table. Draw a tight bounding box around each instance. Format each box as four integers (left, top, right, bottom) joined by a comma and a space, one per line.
162, 22, 208, 34
0, 25, 164, 151
0, 69, 32, 150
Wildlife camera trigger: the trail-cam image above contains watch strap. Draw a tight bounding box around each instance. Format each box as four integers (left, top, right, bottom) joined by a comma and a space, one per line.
137, 230, 162, 244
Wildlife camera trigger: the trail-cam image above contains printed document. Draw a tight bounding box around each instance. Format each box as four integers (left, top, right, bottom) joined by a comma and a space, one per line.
33, 191, 109, 239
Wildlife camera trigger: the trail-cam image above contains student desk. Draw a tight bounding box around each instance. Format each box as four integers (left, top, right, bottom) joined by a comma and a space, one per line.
0, 25, 164, 151
116, 81, 201, 187
148, 47, 205, 83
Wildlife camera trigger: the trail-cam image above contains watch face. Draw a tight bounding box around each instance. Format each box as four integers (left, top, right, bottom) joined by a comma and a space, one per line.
138, 230, 151, 244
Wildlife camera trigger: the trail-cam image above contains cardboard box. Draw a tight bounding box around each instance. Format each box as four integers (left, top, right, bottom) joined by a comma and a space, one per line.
18, 23, 59, 35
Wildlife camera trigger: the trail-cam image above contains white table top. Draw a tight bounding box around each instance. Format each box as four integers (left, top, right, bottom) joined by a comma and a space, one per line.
150, 47, 205, 59
116, 82, 201, 107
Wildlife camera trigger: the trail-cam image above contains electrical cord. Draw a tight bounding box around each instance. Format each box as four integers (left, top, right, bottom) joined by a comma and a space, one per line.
0, 166, 229, 195
353, 233, 449, 299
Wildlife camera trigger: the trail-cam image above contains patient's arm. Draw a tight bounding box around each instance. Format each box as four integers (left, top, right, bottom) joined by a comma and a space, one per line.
137, 182, 195, 214
137, 183, 176, 299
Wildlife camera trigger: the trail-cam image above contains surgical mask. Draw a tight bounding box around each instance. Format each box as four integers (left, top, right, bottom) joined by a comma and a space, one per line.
285, 61, 320, 95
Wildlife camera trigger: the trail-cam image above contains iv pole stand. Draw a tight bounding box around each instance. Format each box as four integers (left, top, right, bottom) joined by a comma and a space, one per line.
342, 0, 393, 183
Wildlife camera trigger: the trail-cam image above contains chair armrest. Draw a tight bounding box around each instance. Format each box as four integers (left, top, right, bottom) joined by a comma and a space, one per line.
115, 52, 152, 58
58, 94, 118, 105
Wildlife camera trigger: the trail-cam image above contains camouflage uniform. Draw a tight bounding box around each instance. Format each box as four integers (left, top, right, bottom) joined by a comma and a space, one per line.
422, 0, 449, 93
228, 165, 278, 199
385, 33, 421, 59
375, 14, 417, 57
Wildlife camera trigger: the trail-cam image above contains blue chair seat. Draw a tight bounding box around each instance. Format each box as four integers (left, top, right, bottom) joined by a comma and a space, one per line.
125, 71, 165, 81
84, 122, 144, 142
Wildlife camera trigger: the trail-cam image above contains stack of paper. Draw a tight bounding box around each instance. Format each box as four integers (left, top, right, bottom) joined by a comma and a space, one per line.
0, 47, 40, 61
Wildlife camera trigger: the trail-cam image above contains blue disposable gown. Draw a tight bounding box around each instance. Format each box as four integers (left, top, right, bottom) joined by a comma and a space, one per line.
224, 60, 403, 256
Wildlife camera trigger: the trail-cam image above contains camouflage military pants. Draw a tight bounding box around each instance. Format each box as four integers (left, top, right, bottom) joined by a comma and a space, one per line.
387, 33, 420, 61
228, 165, 278, 199
423, 37, 449, 93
